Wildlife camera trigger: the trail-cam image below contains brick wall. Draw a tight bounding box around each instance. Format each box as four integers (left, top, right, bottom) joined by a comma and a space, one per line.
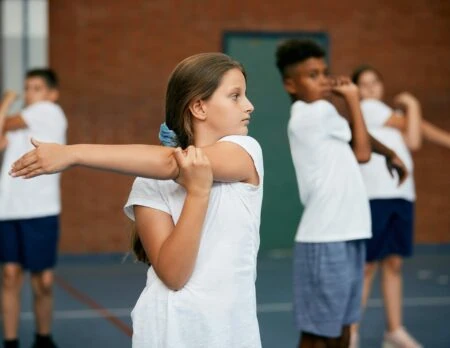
49, 0, 450, 252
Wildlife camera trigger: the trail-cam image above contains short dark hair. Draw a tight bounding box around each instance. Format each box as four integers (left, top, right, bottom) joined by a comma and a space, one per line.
275, 39, 326, 78
26, 68, 59, 89
351, 65, 383, 85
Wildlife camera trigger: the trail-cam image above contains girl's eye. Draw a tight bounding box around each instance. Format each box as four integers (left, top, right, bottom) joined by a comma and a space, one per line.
231, 94, 239, 101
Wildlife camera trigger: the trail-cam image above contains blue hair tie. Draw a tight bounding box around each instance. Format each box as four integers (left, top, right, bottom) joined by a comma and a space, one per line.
159, 122, 179, 147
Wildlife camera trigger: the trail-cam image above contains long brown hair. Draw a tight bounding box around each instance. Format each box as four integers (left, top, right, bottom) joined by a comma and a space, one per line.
131, 52, 246, 264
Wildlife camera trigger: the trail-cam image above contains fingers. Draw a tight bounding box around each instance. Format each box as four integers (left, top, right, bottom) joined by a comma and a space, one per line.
9, 161, 42, 178
30, 138, 41, 148
23, 169, 44, 179
397, 166, 408, 186
9, 151, 38, 174
173, 146, 196, 169
186, 146, 195, 162
330, 76, 351, 87
387, 163, 395, 179
173, 147, 185, 166
10, 166, 37, 178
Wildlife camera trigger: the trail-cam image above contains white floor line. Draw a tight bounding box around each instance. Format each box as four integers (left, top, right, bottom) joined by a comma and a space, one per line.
10, 296, 450, 321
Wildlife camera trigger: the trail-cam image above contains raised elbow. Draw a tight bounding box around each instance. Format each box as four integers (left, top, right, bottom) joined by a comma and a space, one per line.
406, 139, 422, 152
356, 151, 371, 164
156, 266, 189, 291
161, 276, 187, 291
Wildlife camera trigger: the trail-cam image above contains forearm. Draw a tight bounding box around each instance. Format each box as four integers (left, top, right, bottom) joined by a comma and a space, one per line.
0, 104, 14, 134
370, 135, 395, 158
156, 193, 210, 290
71, 144, 179, 179
421, 120, 450, 149
403, 102, 422, 150
346, 95, 371, 162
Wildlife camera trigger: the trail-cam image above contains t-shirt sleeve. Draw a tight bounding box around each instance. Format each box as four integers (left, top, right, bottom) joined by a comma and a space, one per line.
291, 100, 350, 143
217, 135, 264, 185
290, 101, 327, 144
124, 178, 171, 221
360, 99, 393, 129
21, 102, 67, 142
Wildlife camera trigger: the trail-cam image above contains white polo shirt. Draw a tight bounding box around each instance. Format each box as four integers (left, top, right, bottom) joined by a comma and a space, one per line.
0, 101, 67, 220
288, 100, 371, 243
359, 99, 415, 201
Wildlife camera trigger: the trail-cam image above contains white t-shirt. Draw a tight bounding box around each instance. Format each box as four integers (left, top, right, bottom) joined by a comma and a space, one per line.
124, 135, 263, 348
359, 99, 415, 201
0, 101, 67, 220
288, 100, 371, 243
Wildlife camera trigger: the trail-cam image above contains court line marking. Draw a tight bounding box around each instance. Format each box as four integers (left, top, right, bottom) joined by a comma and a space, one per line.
54, 275, 133, 336
15, 296, 450, 320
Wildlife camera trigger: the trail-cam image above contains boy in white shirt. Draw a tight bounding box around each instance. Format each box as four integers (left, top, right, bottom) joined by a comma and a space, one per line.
275, 40, 407, 347
0, 69, 67, 348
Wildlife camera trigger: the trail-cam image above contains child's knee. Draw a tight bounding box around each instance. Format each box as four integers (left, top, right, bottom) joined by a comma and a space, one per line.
382, 256, 403, 274
1, 265, 23, 290
364, 262, 378, 277
32, 271, 54, 296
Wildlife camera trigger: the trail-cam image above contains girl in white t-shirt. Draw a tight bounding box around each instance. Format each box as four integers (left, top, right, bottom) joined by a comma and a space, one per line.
10, 53, 264, 348
350, 66, 450, 348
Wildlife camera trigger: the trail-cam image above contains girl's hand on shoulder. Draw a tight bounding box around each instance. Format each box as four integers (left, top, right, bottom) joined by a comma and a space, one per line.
9, 138, 74, 178
173, 146, 212, 197
394, 92, 420, 109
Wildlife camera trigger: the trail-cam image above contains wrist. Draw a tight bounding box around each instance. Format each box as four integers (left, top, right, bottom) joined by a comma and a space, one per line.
385, 149, 395, 159
186, 188, 211, 199
68, 144, 81, 166
405, 100, 420, 109
343, 92, 360, 104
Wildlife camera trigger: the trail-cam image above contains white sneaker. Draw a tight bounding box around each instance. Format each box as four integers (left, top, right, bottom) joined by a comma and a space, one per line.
382, 327, 423, 348
349, 331, 359, 348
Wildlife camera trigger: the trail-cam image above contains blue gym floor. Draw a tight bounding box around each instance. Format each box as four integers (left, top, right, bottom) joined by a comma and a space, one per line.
2, 245, 449, 347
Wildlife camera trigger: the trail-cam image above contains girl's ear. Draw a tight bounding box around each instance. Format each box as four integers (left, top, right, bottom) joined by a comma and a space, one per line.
189, 99, 207, 121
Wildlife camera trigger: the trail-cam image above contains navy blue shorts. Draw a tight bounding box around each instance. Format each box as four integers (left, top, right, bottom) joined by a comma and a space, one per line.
293, 240, 365, 338
0, 215, 60, 272
366, 199, 414, 262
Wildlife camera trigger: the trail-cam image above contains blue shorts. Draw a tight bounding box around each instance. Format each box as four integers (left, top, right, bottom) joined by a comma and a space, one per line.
366, 199, 414, 262
0, 215, 60, 272
293, 240, 365, 338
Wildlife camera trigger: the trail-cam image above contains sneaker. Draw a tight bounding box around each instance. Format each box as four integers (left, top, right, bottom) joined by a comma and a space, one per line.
382, 327, 423, 348
3, 339, 19, 348
349, 331, 359, 348
31, 334, 58, 348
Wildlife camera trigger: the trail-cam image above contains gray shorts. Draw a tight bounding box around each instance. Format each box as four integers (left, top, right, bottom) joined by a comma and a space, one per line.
293, 240, 365, 338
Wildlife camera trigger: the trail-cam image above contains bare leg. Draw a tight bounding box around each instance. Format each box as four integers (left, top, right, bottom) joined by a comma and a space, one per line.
31, 270, 55, 335
351, 262, 378, 336
299, 332, 327, 348
381, 256, 403, 332
1, 264, 24, 339
299, 326, 350, 348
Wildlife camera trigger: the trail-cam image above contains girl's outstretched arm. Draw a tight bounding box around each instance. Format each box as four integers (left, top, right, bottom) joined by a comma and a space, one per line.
385, 116, 450, 150
10, 137, 259, 185
10, 140, 180, 180
421, 120, 450, 149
